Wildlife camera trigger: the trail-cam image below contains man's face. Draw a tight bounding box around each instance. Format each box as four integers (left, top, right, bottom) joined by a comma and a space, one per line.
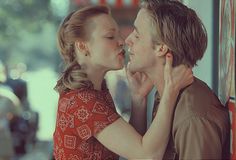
125, 8, 157, 72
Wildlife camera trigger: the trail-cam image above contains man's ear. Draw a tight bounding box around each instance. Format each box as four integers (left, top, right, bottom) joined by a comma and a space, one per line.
154, 44, 169, 57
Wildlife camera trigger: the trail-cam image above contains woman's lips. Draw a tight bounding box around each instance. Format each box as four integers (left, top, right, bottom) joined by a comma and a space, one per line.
117, 49, 125, 59
118, 49, 125, 56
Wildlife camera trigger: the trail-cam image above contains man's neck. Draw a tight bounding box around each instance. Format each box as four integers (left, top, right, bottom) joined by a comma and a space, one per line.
146, 68, 165, 97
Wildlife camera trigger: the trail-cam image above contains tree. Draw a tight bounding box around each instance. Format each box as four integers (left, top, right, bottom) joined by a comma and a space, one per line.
0, 0, 63, 70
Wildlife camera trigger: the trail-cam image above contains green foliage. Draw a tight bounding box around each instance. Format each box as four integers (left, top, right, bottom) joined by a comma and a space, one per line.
0, 0, 63, 70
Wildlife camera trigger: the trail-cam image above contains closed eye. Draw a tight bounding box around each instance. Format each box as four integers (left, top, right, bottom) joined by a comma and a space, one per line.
106, 36, 115, 40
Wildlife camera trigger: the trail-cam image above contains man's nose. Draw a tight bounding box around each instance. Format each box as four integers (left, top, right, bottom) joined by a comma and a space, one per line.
125, 34, 132, 47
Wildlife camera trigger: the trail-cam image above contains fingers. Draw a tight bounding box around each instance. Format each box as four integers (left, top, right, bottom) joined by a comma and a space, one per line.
164, 53, 173, 72
166, 53, 173, 65
125, 62, 132, 78
174, 64, 192, 77
169, 63, 194, 90
126, 63, 143, 84
125, 62, 129, 75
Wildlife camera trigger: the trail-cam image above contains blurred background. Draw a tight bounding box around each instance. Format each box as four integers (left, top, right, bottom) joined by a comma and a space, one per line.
0, 0, 235, 160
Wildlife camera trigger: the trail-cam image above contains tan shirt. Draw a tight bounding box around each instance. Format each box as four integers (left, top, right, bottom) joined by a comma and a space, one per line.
153, 78, 230, 160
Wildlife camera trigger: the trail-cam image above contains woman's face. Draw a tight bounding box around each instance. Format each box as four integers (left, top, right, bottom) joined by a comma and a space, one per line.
85, 14, 125, 72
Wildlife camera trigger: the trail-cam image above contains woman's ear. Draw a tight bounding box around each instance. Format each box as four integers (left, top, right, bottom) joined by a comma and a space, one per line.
154, 44, 169, 57
75, 41, 89, 56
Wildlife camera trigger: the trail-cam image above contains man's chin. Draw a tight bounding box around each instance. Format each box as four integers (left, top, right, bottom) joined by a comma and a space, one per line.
128, 63, 140, 73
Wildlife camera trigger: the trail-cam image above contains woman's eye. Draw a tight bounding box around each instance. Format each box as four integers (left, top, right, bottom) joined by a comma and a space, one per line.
106, 36, 115, 40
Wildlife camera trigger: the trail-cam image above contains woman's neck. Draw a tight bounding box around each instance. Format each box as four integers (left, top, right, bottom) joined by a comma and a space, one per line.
86, 67, 106, 91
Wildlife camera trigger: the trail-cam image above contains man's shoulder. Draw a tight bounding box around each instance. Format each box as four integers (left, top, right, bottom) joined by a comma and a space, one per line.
173, 77, 229, 127
177, 77, 223, 109
181, 77, 215, 101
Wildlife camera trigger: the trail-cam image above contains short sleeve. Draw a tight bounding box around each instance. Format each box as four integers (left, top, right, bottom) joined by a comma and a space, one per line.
73, 90, 120, 140
174, 116, 223, 159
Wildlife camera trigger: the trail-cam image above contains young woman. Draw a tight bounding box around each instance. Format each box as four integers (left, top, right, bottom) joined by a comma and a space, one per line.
53, 5, 193, 160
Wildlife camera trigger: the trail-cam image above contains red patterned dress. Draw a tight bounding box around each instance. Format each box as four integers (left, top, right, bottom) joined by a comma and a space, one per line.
53, 87, 120, 160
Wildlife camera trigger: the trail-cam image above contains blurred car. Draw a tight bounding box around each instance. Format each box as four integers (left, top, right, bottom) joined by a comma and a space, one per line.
0, 85, 22, 159
0, 61, 39, 158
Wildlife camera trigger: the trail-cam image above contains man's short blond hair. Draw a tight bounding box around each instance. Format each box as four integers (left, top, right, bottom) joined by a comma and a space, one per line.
141, 0, 207, 67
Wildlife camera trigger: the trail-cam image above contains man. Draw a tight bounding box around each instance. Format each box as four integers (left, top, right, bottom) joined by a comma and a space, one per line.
126, 0, 230, 159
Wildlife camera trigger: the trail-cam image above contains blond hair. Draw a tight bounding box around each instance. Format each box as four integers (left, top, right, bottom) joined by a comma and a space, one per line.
54, 5, 110, 93
141, 0, 207, 67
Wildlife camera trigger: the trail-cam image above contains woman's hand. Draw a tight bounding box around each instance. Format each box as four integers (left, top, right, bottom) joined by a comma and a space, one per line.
126, 62, 154, 100
164, 53, 194, 93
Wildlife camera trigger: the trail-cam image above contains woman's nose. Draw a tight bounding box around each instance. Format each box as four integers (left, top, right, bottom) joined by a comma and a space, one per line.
118, 36, 125, 47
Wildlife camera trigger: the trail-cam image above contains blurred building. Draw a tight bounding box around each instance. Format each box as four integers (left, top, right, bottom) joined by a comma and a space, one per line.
70, 0, 139, 38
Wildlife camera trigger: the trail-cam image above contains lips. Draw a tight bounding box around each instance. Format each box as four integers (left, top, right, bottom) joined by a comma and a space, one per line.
118, 49, 125, 56
127, 48, 134, 56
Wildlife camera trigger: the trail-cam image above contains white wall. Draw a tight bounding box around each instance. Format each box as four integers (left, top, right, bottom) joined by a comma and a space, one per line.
183, 0, 214, 88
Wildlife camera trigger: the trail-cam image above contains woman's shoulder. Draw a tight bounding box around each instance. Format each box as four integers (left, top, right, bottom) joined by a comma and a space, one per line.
60, 88, 98, 102
60, 88, 112, 105
57, 88, 97, 114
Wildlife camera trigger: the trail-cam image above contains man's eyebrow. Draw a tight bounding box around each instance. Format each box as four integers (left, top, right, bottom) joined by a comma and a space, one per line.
133, 25, 140, 34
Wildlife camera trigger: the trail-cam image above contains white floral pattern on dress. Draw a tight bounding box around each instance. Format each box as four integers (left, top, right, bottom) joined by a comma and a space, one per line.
67, 96, 78, 110
64, 135, 76, 149
54, 89, 120, 160
77, 91, 95, 104
104, 92, 114, 106
57, 148, 65, 160
94, 121, 109, 134
79, 141, 90, 153
108, 113, 119, 123
74, 106, 91, 122
92, 102, 109, 115
58, 113, 68, 132
88, 151, 102, 160
59, 98, 69, 113
55, 131, 63, 147
67, 114, 74, 128
68, 154, 82, 160
76, 124, 92, 140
